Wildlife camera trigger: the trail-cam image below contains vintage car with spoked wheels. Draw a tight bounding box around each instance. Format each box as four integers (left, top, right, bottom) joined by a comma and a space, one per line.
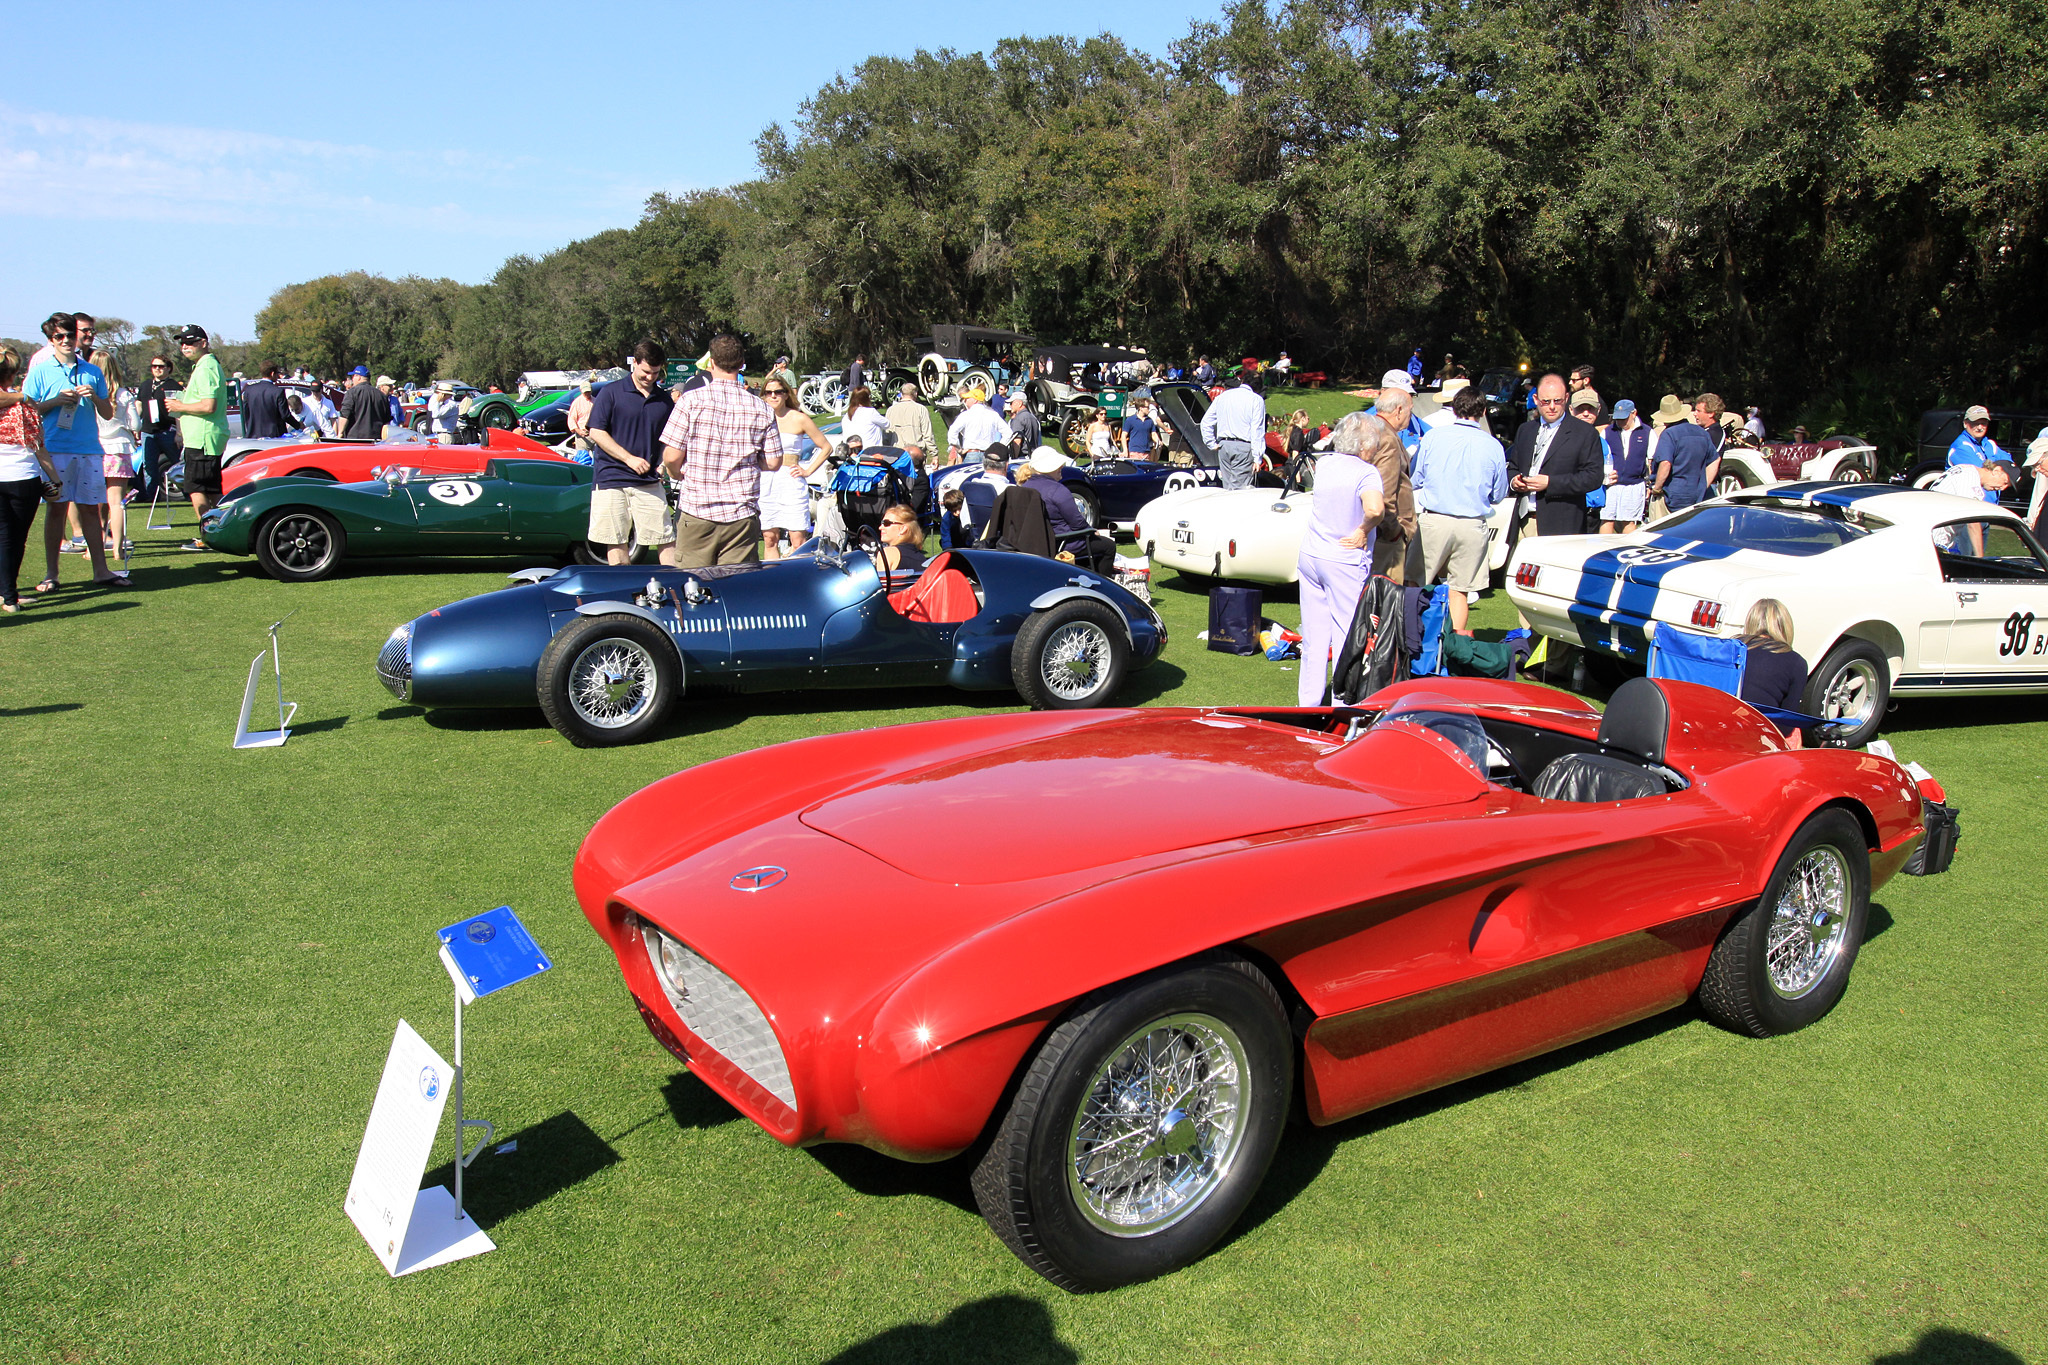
201, 455, 610, 581
1711, 434, 1876, 499
910, 325, 1034, 403
569, 673, 1945, 1291
1507, 480, 2048, 745
1020, 344, 1151, 454
375, 535, 1166, 746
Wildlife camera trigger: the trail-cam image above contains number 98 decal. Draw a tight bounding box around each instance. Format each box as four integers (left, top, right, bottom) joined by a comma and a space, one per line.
1615, 547, 1687, 567
2000, 609, 2046, 656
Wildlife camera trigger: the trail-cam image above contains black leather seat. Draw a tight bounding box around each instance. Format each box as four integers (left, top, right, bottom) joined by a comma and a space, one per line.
1532, 752, 1668, 802
1531, 677, 1675, 802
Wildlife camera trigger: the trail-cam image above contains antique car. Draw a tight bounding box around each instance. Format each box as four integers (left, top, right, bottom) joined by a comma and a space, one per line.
375, 542, 1166, 746
219, 428, 570, 498
1712, 435, 1876, 498
400, 383, 482, 434
912, 325, 1035, 402
464, 382, 575, 434
1020, 344, 1151, 454
201, 456, 604, 581
930, 382, 1224, 530
569, 673, 1942, 1291
1506, 480, 2048, 745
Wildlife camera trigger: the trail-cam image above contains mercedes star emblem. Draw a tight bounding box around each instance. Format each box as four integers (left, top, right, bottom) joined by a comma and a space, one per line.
729, 865, 788, 892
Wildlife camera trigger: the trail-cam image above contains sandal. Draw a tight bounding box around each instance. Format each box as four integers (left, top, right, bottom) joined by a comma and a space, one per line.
33, 577, 57, 595
93, 573, 131, 588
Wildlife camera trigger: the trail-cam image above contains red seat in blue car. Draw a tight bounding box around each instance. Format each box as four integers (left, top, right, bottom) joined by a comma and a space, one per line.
888, 552, 980, 624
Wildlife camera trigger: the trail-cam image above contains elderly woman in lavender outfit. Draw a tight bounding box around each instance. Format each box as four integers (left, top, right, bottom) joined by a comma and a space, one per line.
1296, 410, 1388, 706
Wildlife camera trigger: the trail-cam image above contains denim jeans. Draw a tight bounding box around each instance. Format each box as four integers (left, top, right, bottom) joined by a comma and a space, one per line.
137, 430, 177, 502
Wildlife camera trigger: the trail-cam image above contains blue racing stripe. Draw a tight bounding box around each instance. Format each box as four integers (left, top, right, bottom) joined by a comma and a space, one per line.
1569, 538, 1743, 659
1762, 481, 1917, 507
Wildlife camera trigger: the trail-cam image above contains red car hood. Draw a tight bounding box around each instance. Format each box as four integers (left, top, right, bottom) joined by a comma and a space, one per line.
798, 710, 1476, 885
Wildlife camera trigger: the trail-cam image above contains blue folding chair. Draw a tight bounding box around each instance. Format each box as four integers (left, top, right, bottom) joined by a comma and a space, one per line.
1647, 626, 1826, 738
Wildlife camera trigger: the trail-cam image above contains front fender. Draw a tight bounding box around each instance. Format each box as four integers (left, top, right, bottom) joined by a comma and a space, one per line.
1028, 586, 1132, 643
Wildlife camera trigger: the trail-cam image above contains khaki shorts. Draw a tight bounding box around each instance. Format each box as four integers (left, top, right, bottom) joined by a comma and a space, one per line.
589, 485, 675, 547
1417, 510, 1490, 595
674, 510, 761, 567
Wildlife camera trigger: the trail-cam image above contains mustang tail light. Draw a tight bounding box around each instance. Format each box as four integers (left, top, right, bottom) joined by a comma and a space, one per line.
631, 914, 796, 1112
1228, 539, 1238, 558
1132, 521, 1142, 543
1690, 599, 1724, 629
1514, 562, 1541, 589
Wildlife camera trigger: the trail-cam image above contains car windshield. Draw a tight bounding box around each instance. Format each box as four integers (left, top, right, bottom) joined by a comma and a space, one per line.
1652, 503, 1882, 557
1370, 694, 1490, 774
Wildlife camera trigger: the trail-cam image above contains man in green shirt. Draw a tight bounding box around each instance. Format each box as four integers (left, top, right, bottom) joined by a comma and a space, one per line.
163, 324, 229, 547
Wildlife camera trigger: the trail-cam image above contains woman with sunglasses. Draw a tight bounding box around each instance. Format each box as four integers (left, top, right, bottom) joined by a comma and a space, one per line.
876, 503, 927, 589
136, 355, 178, 505
760, 377, 834, 559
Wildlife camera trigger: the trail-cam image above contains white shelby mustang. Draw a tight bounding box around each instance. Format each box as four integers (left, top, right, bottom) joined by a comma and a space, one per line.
1507, 480, 2048, 746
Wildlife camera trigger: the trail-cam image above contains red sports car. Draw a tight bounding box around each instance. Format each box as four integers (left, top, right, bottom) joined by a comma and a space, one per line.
220, 428, 570, 497
574, 676, 1945, 1290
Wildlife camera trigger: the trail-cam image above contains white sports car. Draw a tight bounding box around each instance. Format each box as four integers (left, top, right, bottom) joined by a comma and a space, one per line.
1507, 480, 2048, 744
1134, 482, 1519, 586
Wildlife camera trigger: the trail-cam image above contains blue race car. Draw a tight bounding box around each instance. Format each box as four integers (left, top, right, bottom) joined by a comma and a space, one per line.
376, 536, 1167, 746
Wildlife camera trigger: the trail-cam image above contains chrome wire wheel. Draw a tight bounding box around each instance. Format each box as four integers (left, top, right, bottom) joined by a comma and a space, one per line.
1765, 846, 1852, 998
268, 514, 331, 571
1819, 657, 1881, 727
566, 637, 661, 729
1067, 1013, 1249, 1236
1041, 621, 1114, 701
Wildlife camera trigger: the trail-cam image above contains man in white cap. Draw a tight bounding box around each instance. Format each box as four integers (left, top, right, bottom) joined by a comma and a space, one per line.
945, 382, 1010, 462
376, 375, 403, 432
1946, 405, 2007, 505
1022, 447, 1112, 571
1199, 369, 1267, 489
1370, 369, 1429, 465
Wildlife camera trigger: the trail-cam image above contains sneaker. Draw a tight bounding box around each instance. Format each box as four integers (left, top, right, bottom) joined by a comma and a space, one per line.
60, 537, 87, 554
178, 540, 208, 552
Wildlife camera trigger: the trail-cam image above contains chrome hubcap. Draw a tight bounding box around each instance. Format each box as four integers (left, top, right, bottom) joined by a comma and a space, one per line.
567, 638, 659, 728
1042, 621, 1113, 700
1766, 846, 1852, 998
1068, 1013, 1248, 1235
1820, 659, 1880, 726
271, 516, 329, 569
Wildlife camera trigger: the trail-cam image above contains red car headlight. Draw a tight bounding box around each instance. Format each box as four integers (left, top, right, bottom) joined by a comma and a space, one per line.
631, 914, 796, 1113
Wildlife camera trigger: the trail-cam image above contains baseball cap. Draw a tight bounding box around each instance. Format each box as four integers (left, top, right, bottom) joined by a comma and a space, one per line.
1611, 398, 1637, 421
175, 324, 208, 344
1963, 404, 1991, 423
1378, 369, 1415, 395
375, 374, 395, 386
1028, 449, 1070, 474
1570, 389, 1601, 413
981, 445, 1010, 465
350, 365, 370, 377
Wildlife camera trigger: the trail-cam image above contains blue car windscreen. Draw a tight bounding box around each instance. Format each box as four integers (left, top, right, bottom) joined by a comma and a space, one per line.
1651, 504, 1875, 558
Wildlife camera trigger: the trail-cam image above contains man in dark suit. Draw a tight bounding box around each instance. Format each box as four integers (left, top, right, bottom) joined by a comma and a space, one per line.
239, 364, 295, 440
1509, 372, 1602, 537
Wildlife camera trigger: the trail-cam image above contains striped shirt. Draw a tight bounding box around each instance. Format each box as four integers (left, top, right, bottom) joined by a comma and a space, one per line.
659, 376, 781, 522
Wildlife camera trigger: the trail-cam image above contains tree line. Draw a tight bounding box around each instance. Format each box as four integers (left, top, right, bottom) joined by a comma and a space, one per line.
246, 0, 2048, 456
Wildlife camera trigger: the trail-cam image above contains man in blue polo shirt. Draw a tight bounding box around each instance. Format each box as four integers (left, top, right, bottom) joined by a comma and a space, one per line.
1946, 404, 2006, 505
1120, 396, 1159, 457
585, 340, 678, 565
23, 317, 121, 587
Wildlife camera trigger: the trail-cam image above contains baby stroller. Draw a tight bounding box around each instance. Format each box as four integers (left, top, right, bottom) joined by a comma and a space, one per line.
828, 448, 919, 540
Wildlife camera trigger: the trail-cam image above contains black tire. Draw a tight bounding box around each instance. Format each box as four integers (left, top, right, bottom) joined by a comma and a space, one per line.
410, 413, 429, 434
535, 614, 679, 747
1800, 637, 1890, 747
479, 403, 517, 431
970, 955, 1292, 1292
254, 509, 344, 581
1071, 485, 1103, 530
1697, 810, 1870, 1037
1011, 600, 1130, 709
570, 529, 643, 566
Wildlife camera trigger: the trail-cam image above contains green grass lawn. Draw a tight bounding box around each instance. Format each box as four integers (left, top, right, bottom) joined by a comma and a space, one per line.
1, 515, 2042, 1365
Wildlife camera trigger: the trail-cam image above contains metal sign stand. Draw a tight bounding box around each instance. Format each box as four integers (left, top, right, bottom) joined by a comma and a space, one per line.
233, 614, 298, 749
145, 479, 178, 532
449, 975, 495, 1223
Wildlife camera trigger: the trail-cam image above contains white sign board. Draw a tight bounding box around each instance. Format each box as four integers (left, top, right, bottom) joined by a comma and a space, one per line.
345, 1020, 494, 1275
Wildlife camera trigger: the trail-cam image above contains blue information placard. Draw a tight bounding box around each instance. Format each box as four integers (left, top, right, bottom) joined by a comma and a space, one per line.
436, 906, 552, 999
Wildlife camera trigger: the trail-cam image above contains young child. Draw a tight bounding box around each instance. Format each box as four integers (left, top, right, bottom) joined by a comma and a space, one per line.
939, 487, 971, 549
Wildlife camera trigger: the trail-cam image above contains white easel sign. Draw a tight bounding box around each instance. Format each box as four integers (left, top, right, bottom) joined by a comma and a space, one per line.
344, 1019, 495, 1276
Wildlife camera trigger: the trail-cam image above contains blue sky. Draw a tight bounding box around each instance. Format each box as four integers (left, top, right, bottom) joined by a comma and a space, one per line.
0, 0, 1220, 345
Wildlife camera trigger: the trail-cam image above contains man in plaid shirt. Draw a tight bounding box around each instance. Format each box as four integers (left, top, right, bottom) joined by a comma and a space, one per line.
660, 333, 781, 566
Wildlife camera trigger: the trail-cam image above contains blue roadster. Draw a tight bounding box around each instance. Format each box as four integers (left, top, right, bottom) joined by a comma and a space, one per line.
376, 539, 1167, 746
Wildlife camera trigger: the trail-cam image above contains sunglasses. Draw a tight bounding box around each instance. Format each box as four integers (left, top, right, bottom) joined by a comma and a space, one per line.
1535, 396, 1567, 406
150, 364, 170, 370
763, 387, 788, 396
